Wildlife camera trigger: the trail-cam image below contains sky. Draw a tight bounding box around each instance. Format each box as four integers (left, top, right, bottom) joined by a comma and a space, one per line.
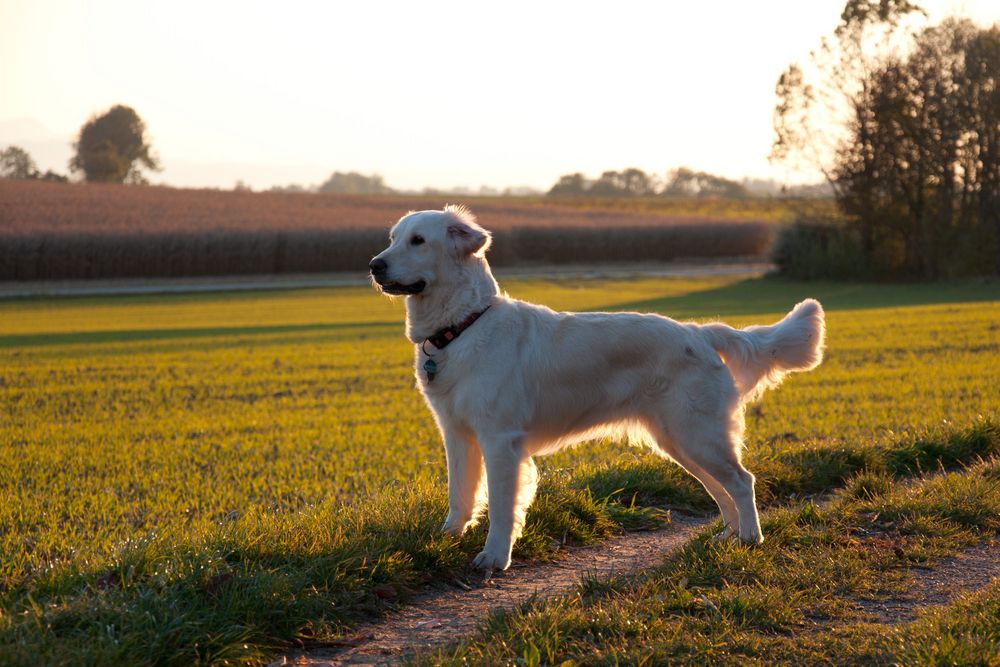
2, 0, 998, 192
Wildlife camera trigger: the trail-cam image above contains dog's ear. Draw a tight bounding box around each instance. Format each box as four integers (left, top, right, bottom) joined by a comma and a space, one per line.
445, 205, 492, 257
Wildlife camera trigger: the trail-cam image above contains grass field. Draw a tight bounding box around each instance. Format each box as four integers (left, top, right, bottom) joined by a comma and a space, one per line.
1, 274, 998, 664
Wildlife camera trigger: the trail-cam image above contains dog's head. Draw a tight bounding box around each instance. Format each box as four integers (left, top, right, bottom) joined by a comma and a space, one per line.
369, 205, 492, 296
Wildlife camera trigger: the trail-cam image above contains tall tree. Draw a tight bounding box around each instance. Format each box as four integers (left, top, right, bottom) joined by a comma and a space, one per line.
70, 105, 160, 184
773, 0, 1000, 277
836, 19, 1000, 277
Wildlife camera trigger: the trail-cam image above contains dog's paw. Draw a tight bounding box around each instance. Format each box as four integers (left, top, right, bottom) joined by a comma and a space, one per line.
472, 549, 511, 571
441, 512, 475, 536
441, 519, 468, 536
711, 526, 736, 542
711, 526, 763, 545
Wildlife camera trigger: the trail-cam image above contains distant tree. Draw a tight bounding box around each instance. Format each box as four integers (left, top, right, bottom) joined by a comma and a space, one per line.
502, 185, 543, 197
0, 146, 39, 179
547, 172, 590, 196
590, 168, 658, 196
589, 170, 625, 196
1, 145, 69, 182
234, 180, 252, 192
70, 105, 160, 184
317, 171, 394, 194
662, 167, 749, 198
36, 170, 69, 183
549, 167, 753, 199
270, 183, 309, 193
620, 167, 659, 196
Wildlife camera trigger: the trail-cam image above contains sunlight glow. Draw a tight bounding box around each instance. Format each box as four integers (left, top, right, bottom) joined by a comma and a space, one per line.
2, 0, 997, 190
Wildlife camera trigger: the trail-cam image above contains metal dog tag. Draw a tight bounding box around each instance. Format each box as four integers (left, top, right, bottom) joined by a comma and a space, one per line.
423, 358, 438, 382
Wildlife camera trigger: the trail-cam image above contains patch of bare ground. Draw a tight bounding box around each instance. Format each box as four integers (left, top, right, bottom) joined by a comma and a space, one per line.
856, 538, 1000, 625
269, 513, 710, 667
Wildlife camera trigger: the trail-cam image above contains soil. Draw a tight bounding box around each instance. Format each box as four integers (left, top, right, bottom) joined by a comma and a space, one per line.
270, 526, 1000, 667
856, 539, 1000, 625
269, 513, 710, 667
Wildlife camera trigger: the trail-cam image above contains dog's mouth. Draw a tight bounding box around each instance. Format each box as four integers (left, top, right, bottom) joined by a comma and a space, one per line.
376, 279, 427, 295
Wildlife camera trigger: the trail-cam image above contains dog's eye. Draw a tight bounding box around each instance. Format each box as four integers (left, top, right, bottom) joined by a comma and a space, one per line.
411, 235, 425, 246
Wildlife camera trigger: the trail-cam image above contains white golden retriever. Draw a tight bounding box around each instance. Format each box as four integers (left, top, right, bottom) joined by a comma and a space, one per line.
370, 205, 824, 570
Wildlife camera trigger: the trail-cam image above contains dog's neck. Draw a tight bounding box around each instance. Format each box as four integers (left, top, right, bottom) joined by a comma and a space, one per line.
404, 256, 499, 344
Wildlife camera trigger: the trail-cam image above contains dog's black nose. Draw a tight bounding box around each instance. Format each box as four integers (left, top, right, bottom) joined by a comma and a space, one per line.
369, 258, 387, 275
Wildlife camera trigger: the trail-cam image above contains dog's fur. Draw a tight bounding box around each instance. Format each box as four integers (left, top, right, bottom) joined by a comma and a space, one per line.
370, 205, 825, 570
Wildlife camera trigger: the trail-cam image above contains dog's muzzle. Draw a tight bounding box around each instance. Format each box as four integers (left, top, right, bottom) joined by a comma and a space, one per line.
377, 279, 426, 295
369, 258, 426, 295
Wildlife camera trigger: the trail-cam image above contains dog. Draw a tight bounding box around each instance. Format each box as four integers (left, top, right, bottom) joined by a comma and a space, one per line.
369, 205, 825, 570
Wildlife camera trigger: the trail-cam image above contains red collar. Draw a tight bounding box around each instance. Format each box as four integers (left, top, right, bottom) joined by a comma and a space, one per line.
425, 305, 491, 350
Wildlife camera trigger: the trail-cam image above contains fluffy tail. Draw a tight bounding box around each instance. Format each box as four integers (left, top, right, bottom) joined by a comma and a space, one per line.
701, 299, 825, 404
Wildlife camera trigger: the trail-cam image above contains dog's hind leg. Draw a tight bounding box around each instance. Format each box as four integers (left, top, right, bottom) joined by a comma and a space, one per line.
647, 424, 741, 537
473, 433, 532, 571
441, 427, 486, 536
676, 427, 762, 544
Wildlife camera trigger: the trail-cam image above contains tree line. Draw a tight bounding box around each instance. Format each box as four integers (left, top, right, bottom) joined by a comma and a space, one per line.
773, 0, 1000, 279
1, 104, 159, 184
548, 167, 753, 198
2, 107, 820, 199
0, 146, 69, 182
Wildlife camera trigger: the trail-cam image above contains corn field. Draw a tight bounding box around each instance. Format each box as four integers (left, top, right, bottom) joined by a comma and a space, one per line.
0, 181, 775, 280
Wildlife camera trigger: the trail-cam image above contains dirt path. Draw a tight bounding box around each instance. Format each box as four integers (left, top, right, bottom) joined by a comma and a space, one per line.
269, 524, 1000, 666
270, 513, 710, 667
858, 539, 1000, 625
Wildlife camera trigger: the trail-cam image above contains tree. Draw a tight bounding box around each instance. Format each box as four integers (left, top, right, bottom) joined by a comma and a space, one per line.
838, 19, 1000, 277
662, 167, 749, 199
70, 105, 160, 184
590, 170, 626, 196
1, 146, 38, 179
317, 171, 394, 194
547, 172, 590, 196
772, 0, 926, 184
589, 168, 658, 196
1, 146, 68, 182
773, 1, 1000, 277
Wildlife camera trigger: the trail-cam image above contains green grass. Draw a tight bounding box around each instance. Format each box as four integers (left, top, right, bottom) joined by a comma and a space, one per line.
427, 460, 1000, 665
1, 275, 998, 664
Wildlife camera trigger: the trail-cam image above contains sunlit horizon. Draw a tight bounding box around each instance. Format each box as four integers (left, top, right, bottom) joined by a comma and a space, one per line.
3, 0, 998, 192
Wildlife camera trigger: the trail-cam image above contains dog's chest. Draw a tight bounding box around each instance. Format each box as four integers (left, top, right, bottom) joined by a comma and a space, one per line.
414, 343, 488, 410
414, 347, 463, 394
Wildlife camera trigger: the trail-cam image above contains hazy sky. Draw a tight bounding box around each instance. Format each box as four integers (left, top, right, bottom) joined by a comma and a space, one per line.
3, 0, 998, 191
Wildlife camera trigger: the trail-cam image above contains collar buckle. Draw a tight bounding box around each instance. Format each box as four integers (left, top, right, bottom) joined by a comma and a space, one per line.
421, 305, 491, 382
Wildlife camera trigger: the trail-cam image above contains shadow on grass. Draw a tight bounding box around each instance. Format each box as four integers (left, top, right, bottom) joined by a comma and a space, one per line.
593, 276, 1000, 319
7, 275, 997, 349
576, 418, 1000, 511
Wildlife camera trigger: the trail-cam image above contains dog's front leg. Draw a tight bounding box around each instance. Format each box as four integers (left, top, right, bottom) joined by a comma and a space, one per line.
472, 434, 531, 571
441, 428, 485, 535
